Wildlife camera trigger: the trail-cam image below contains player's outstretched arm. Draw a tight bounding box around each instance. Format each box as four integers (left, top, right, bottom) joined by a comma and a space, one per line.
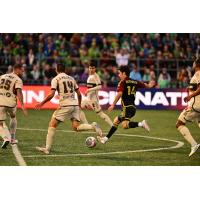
16, 88, 27, 116
108, 91, 122, 112
75, 89, 82, 108
184, 85, 200, 102
86, 85, 101, 95
35, 90, 56, 110
144, 80, 156, 88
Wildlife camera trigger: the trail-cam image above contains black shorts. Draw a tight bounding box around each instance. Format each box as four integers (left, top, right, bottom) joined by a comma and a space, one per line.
118, 105, 136, 122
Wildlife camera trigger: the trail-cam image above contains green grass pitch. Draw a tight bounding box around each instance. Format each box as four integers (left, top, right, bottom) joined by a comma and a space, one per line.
1, 109, 200, 166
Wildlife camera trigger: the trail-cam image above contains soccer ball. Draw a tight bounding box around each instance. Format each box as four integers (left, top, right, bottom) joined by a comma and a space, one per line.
85, 136, 97, 148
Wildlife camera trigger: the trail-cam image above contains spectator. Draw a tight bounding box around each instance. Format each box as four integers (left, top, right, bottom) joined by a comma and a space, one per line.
158, 68, 171, 88
130, 65, 142, 81
43, 63, 56, 85
177, 68, 189, 88
28, 49, 35, 66
30, 63, 42, 84
115, 48, 129, 67
0, 33, 200, 87
142, 66, 150, 82
36, 45, 46, 63
88, 40, 101, 59
6, 65, 13, 74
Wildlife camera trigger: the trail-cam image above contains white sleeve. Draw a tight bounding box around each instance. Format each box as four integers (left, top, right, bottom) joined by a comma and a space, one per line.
51, 78, 57, 90
15, 78, 23, 89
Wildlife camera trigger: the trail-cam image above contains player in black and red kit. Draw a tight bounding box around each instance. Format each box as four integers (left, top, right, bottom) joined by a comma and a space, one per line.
98, 65, 155, 144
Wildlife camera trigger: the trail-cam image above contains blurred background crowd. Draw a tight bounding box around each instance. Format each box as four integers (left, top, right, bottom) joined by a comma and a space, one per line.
0, 33, 199, 88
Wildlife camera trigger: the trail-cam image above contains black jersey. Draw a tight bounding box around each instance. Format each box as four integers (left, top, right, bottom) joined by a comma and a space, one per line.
117, 77, 146, 107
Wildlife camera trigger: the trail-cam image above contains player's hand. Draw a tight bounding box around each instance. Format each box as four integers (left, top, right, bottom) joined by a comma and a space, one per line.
148, 80, 156, 88
35, 102, 43, 110
108, 105, 114, 112
85, 89, 88, 95
184, 95, 192, 103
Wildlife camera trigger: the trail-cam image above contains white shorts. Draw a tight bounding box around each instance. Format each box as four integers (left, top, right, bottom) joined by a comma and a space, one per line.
81, 99, 101, 113
178, 107, 200, 123
0, 107, 17, 121
52, 106, 80, 122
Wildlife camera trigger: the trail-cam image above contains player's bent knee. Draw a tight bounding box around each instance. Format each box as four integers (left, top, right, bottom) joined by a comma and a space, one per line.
49, 118, 60, 128
113, 117, 120, 124
176, 120, 185, 129
121, 121, 128, 129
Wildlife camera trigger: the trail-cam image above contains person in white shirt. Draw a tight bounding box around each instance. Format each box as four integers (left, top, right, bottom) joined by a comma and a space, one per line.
35, 63, 103, 154
0, 64, 27, 148
80, 64, 113, 127
176, 57, 200, 157
115, 49, 129, 67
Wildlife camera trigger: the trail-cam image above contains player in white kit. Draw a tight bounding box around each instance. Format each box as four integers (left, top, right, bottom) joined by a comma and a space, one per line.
176, 58, 200, 156
35, 63, 103, 154
80, 64, 113, 127
0, 64, 27, 148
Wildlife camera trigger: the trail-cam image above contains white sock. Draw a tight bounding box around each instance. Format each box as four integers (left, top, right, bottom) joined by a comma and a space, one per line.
97, 111, 113, 127
138, 122, 143, 127
80, 110, 89, 124
77, 124, 94, 131
10, 117, 17, 140
178, 125, 197, 146
46, 127, 56, 151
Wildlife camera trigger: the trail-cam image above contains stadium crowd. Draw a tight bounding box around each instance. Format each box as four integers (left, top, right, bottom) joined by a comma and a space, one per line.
0, 33, 199, 87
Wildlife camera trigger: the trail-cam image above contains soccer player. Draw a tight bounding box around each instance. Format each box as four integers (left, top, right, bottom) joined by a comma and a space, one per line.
80, 64, 113, 127
98, 65, 154, 144
176, 58, 200, 157
35, 63, 103, 154
0, 64, 27, 148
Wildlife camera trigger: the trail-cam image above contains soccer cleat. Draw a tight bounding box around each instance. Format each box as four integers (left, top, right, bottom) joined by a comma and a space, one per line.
189, 144, 200, 157
97, 136, 108, 144
91, 122, 103, 137
36, 147, 50, 154
141, 120, 150, 132
1, 139, 10, 149
11, 139, 18, 145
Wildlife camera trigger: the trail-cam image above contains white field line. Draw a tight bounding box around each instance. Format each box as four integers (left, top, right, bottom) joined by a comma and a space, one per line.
17, 127, 184, 158
11, 144, 27, 166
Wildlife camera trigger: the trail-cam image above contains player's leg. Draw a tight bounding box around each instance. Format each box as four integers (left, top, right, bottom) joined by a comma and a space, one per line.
79, 110, 89, 124
7, 107, 17, 144
97, 115, 121, 144
36, 108, 64, 154
95, 103, 113, 127
80, 99, 93, 124
0, 107, 11, 148
176, 108, 199, 156
36, 117, 60, 154
122, 106, 150, 132
72, 106, 103, 136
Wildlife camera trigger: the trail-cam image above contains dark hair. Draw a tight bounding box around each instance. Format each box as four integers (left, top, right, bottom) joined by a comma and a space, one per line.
13, 64, 22, 70
56, 63, 65, 72
89, 60, 96, 68
118, 65, 130, 77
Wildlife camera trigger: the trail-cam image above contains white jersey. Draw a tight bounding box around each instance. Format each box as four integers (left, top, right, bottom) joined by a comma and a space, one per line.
51, 73, 79, 107
188, 70, 200, 111
87, 73, 101, 102
0, 73, 23, 107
